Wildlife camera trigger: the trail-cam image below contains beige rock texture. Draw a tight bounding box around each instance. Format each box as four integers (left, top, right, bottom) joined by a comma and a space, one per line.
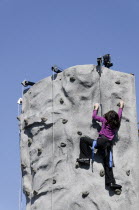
19, 65, 139, 210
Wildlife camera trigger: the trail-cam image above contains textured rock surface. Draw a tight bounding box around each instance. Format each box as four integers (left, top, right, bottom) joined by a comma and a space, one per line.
19, 65, 139, 210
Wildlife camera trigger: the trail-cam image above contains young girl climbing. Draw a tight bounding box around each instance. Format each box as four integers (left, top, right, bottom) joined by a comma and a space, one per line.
77, 100, 124, 189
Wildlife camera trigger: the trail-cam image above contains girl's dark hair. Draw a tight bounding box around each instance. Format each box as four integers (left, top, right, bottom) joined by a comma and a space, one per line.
104, 110, 120, 129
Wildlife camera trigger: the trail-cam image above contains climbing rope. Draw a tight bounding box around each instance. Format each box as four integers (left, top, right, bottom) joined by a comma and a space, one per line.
92, 66, 103, 172
97, 68, 114, 169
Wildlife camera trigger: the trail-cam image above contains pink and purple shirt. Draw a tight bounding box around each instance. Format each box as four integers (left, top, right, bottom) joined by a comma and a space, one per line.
92, 108, 123, 141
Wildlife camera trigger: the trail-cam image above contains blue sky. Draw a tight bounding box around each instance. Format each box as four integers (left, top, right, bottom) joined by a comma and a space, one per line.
0, 0, 139, 209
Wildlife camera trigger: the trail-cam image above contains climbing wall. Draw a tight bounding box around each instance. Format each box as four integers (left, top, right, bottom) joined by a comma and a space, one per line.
19, 65, 139, 210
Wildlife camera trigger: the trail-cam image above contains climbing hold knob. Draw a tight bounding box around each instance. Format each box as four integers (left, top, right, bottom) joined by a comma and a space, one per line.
33, 191, 38, 196
17, 116, 20, 121
28, 138, 32, 147
53, 179, 56, 184
75, 161, 79, 168
25, 191, 30, 197
41, 117, 47, 122
60, 98, 64, 104
70, 77, 76, 82
30, 166, 36, 176
115, 189, 121, 195
31, 167, 36, 174
117, 103, 120, 107
24, 119, 28, 126
100, 169, 105, 177
126, 170, 130, 176
82, 191, 89, 198
115, 81, 120, 84
62, 119, 68, 124
37, 149, 42, 156
60, 142, 66, 147
77, 131, 82, 136
21, 164, 26, 170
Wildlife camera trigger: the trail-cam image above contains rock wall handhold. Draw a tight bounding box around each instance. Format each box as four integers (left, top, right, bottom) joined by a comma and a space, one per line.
24, 119, 28, 126
24, 190, 30, 197
100, 169, 105, 177
21, 164, 26, 169
28, 138, 32, 147
37, 149, 42, 156
75, 161, 79, 168
115, 81, 120, 84
33, 191, 38, 196
126, 170, 130, 176
41, 117, 47, 122
114, 189, 122, 195
53, 179, 56, 184
17, 116, 20, 121
31, 167, 36, 175
62, 119, 68, 124
70, 77, 76, 82
77, 131, 82, 136
82, 191, 89, 198
60, 142, 66, 147
60, 98, 64, 104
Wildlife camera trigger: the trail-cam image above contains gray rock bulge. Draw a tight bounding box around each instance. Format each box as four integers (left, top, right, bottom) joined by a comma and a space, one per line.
19, 65, 139, 210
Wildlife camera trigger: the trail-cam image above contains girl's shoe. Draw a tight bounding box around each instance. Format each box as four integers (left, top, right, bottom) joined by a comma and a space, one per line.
76, 158, 90, 165
109, 183, 122, 195
109, 182, 122, 189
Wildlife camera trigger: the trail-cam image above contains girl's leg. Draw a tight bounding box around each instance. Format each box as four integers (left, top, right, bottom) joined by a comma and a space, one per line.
103, 147, 115, 185
79, 136, 93, 159
97, 137, 115, 185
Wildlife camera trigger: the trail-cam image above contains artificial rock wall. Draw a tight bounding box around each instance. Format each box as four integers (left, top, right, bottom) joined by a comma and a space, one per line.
19, 65, 139, 210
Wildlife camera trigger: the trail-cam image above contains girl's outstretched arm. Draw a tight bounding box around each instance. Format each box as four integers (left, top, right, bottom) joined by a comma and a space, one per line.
92, 103, 106, 123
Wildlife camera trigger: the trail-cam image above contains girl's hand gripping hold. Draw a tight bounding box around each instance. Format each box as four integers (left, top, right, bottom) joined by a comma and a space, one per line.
119, 100, 124, 108
94, 103, 99, 110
